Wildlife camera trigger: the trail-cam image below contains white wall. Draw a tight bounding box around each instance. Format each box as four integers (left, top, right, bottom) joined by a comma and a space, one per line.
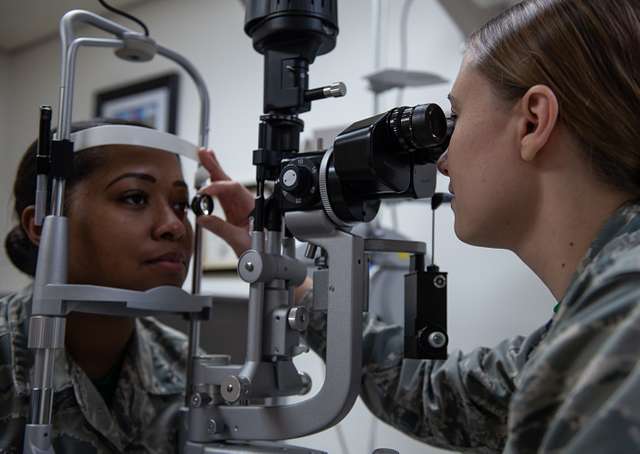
1, 1, 555, 453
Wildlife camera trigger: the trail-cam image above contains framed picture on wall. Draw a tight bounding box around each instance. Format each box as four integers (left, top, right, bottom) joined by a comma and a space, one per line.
202, 183, 273, 272
94, 73, 179, 133
202, 219, 238, 272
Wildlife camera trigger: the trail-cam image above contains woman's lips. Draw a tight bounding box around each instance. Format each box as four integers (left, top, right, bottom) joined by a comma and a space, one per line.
145, 252, 187, 274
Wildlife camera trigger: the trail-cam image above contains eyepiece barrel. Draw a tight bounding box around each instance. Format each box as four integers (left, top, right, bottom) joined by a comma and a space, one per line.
388, 103, 447, 152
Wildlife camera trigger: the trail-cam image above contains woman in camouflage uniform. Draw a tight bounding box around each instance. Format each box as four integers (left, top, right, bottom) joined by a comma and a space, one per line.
0, 120, 253, 453
4, 0, 640, 451
203, 0, 640, 452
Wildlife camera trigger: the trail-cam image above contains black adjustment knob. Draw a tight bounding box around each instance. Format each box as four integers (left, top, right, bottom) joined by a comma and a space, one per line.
280, 164, 311, 196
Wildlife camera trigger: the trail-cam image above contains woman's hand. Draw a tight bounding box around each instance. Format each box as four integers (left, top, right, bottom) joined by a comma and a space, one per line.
196, 148, 254, 257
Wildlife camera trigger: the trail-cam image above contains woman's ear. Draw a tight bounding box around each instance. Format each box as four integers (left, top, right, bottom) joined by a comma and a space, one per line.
20, 206, 42, 246
516, 84, 559, 162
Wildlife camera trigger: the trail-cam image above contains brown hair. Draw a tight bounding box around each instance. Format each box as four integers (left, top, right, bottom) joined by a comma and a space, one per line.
5, 119, 149, 276
468, 0, 640, 194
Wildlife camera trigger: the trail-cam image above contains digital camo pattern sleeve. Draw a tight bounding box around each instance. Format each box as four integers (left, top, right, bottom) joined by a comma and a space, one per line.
506, 234, 640, 453
0, 289, 32, 454
0, 287, 190, 454
303, 289, 546, 453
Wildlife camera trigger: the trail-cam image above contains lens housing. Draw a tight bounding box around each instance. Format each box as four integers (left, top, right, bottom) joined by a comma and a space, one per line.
389, 104, 446, 149
191, 193, 215, 216
278, 103, 454, 225
245, 0, 338, 61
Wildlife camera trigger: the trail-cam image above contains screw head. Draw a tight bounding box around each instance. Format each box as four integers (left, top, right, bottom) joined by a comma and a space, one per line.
245, 262, 254, 272
428, 331, 447, 348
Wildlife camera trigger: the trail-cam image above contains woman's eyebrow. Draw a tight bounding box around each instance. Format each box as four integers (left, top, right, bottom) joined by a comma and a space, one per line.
173, 180, 188, 189
105, 172, 156, 189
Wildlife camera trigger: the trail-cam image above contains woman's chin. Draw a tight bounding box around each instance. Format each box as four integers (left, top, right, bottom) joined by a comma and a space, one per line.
130, 275, 186, 291
147, 277, 186, 289
140, 265, 188, 289
453, 219, 482, 247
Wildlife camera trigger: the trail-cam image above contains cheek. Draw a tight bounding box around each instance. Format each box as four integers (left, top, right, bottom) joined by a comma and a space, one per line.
99, 210, 151, 253
185, 219, 195, 250
447, 117, 527, 244
454, 157, 536, 247
69, 206, 148, 265
449, 114, 512, 181
447, 124, 486, 191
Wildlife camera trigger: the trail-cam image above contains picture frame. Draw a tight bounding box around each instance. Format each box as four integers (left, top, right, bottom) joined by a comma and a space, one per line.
202, 183, 273, 273
202, 222, 238, 272
94, 73, 179, 133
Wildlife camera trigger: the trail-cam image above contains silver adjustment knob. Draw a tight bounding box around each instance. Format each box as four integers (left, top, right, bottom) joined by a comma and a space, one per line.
428, 331, 448, 349
323, 82, 347, 98
288, 306, 310, 331
282, 169, 298, 189
221, 375, 250, 403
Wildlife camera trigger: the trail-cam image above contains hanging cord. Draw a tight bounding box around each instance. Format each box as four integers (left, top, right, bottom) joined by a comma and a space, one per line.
396, 0, 415, 106
98, 0, 149, 36
390, 203, 399, 231
430, 192, 453, 266
431, 203, 436, 266
367, 415, 379, 454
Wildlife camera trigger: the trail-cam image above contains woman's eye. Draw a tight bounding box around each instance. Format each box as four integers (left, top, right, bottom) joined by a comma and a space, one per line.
121, 191, 148, 207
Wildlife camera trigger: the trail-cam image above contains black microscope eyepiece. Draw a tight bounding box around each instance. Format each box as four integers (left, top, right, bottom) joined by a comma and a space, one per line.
388, 103, 448, 152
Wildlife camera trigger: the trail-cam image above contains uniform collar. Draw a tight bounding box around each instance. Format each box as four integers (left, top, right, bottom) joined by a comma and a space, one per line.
4, 284, 34, 397
554, 198, 640, 319
131, 317, 187, 395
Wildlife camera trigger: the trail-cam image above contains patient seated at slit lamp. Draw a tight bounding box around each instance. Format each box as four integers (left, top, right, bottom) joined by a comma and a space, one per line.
0, 118, 295, 452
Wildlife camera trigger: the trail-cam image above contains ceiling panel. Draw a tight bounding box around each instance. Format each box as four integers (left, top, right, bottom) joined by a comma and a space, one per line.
0, 0, 149, 53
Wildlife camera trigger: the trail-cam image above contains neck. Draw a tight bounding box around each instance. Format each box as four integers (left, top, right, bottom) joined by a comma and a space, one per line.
513, 183, 630, 302
65, 313, 135, 379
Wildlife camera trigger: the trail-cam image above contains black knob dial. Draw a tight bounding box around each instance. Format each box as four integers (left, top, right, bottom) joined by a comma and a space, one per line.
280, 164, 312, 196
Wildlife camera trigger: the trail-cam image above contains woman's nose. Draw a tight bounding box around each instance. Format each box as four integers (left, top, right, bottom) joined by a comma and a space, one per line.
153, 205, 186, 241
436, 151, 449, 177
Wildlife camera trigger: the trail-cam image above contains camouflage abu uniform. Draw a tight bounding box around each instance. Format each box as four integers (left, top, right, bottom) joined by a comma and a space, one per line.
0, 286, 189, 454
306, 199, 640, 453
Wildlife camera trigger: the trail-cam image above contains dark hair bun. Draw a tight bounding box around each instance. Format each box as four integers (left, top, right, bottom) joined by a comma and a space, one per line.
4, 225, 37, 276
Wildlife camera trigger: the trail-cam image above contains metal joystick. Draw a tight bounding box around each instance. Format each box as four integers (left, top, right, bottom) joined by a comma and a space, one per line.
304, 82, 347, 101
191, 193, 214, 216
